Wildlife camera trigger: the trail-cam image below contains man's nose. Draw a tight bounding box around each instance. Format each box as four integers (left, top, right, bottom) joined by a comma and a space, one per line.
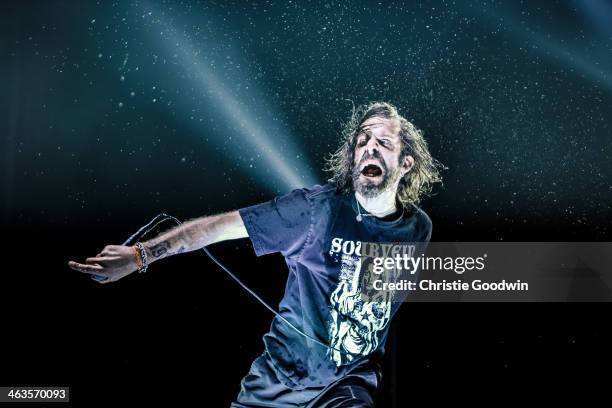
365, 138, 380, 155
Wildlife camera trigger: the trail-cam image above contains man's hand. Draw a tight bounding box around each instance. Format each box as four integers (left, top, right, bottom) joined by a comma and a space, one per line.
68, 245, 138, 284
67, 210, 248, 284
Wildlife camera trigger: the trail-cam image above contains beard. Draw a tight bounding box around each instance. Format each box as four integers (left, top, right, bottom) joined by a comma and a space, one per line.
351, 151, 402, 198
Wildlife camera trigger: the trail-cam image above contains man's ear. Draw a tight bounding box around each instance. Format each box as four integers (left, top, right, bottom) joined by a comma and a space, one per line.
400, 155, 415, 176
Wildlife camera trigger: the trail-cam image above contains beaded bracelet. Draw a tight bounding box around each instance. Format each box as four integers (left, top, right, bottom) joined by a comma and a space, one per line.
134, 242, 148, 273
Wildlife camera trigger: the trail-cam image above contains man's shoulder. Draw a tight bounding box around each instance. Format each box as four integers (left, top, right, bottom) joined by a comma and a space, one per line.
301, 182, 339, 200
410, 203, 432, 227
406, 202, 433, 240
294, 183, 338, 200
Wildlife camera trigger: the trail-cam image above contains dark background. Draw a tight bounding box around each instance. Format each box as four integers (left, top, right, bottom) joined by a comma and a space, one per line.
2, 0, 611, 405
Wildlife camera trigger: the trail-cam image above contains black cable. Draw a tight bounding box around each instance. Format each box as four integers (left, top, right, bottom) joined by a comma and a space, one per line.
93, 213, 361, 358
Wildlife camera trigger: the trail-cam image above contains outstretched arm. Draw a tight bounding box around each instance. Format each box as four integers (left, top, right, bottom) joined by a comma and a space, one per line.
141, 211, 247, 262
68, 210, 248, 283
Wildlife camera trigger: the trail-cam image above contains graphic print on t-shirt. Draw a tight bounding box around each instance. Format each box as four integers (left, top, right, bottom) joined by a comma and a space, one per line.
327, 237, 395, 366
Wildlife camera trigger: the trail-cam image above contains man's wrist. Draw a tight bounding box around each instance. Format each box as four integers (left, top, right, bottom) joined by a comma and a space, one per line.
133, 242, 149, 273
141, 242, 155, 264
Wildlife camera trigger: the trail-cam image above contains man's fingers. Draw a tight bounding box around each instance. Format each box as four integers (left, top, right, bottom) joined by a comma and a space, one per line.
69, 261, 103, 272
85, 256, 119, 264
68, 261, 104, 274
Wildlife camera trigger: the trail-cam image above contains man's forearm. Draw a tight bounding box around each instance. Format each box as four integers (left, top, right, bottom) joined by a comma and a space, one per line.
141, 211, 247, 263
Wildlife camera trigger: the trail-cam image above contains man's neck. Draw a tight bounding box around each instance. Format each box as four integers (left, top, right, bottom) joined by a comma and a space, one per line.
355, 189, 399, 218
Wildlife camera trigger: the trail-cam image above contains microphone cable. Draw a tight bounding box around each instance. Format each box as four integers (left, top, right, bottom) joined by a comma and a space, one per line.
93, 213, 362, 359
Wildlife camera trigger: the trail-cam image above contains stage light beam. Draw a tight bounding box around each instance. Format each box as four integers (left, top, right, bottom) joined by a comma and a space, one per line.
140, 3, 318, 193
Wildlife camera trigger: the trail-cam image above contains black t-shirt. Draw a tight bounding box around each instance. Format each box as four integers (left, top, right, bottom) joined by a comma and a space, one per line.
238, 183, 432, 389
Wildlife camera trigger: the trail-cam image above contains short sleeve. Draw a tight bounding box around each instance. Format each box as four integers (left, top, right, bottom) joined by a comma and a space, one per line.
412, 205, 433, 243
238, 188, 313, 258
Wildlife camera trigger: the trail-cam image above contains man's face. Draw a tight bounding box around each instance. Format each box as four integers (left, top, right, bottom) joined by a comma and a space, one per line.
352, 116, 413, 198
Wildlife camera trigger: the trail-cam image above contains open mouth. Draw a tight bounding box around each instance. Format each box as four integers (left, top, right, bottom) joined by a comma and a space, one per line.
361, 163, 383, 178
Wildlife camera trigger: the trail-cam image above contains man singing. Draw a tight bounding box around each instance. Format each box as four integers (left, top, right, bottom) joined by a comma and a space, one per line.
68, 101, 443, 407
